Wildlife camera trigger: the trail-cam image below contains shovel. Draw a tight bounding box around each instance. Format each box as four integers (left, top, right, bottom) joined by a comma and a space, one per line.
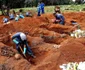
19, 46, 26, 58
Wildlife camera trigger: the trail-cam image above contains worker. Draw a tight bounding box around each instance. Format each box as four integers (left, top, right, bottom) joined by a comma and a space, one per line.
11, 32, 35, 58
26, 11, 30, 17
3, 17, 9, 23
9, 13, 14, 20
15, 14, 19, 21
26, 11, 32, 17
19, 13, 24, 18
19, 9, 24, 18
40, 2, 45, 14
52, 6, 65, 25
37, 3, 41, 16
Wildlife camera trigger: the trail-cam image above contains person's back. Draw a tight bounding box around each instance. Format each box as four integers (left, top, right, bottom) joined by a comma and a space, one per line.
12, 32, 24, 41
40, 2, 45, 9
3, 17, 8, 23
55, 13, 65, 25
56, 13, 64, 21
26, 12, 30, 17
9, 13, 14, 20
19, 13, 24, 18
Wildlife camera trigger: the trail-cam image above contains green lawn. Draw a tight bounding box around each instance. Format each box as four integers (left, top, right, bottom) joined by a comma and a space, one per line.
13, 4, 85, 13
0, 4, 85, 15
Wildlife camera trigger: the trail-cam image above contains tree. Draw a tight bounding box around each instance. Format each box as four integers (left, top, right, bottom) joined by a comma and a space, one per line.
0, 0, 74, 10
75, 0, 82, 4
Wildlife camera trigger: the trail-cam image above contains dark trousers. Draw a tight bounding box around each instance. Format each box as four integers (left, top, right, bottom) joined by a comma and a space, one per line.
59, 21, 65, 25
38, 11, 41, 16
41, 8, 44, 14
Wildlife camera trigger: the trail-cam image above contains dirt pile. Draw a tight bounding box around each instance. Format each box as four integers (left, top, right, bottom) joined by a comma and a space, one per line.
0, 12, 85, 70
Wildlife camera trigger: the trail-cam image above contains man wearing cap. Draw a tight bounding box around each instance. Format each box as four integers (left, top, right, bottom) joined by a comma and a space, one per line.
52, 6, 65, 25
12, 32, 35, 58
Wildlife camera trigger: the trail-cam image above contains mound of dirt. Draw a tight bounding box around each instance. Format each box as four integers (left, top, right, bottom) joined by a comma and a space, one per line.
0, 12, 85, 70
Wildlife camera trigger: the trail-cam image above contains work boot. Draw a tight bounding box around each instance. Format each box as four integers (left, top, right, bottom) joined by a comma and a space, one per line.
31, 55, 36, 58
27, 51, 36, 58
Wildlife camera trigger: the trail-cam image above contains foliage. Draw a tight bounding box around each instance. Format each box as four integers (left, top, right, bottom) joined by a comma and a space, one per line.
9, 4, 85, 13
0, 0, 85, 8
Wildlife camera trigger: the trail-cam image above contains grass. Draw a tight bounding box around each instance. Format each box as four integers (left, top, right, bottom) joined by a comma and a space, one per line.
0, 4, 85, 15
60, 4, 85, 12
12, 4, 85, 13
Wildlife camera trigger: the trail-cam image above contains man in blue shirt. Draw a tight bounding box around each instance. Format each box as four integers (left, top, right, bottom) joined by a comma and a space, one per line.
19, 13, 24, 18
3, 17, 9, 23
52, 6, 65, 25
25, 11, 32, 17
26, 12, 30, 17
9, 13, 14, 20
40, 2, 45, 14
15, 15, 19, 21
12, 32, 35, 58
37, 3, 41, 16
54, 13, 65, 25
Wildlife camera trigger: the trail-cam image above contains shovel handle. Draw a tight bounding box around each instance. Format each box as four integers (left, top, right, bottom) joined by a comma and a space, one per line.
19, 46, 26, 58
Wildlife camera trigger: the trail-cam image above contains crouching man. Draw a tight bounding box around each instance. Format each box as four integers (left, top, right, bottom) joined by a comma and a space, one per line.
11, 32, 35, 58
52, 6, 65, 25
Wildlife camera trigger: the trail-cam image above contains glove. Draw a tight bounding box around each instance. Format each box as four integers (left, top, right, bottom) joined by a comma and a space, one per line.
13, 39, 19, 44
23, 47, 26, 54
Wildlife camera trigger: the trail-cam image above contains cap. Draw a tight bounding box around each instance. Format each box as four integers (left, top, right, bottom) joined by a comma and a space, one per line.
20, 33, 26, 41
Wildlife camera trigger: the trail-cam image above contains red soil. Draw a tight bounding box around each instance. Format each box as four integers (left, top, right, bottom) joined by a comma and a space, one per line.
0, 12, 85, 70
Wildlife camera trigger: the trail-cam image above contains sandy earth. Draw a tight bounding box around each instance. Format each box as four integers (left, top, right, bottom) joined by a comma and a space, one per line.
0, 12, 85, 70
